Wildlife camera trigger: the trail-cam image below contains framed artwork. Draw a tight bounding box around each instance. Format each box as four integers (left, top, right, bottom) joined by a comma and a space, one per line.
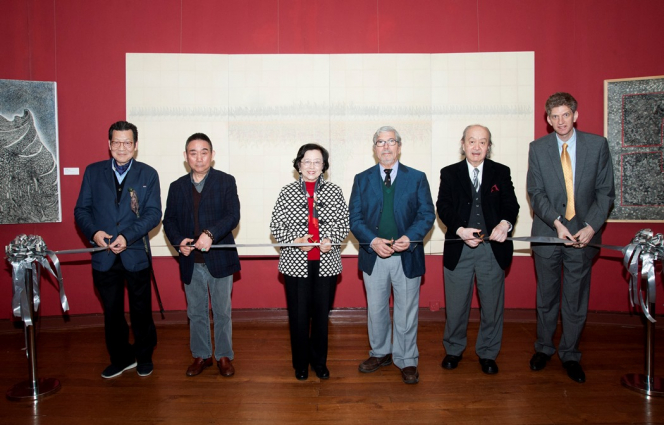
605, 75, 664, 221
0, 79, 61, 224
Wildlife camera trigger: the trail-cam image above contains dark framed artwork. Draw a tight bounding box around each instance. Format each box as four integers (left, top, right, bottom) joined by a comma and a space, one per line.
0, 79, 61, 224
605, 75, 664, 221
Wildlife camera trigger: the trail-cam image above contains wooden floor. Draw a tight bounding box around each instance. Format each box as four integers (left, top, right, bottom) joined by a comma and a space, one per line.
1, 310, 663, 424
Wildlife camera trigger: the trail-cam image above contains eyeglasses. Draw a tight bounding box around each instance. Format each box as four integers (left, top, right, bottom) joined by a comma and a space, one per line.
374, 138, 398, 147
301, 160, 323, 168
110, 140, 135, 149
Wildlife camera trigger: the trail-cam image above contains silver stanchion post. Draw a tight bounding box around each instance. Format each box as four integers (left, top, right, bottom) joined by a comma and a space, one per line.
620, 255, 664, 397
6, 267, 61, 401
621, 298, 664, 397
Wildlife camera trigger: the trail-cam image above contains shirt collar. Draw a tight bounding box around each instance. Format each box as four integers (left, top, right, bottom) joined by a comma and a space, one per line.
466, 159, 484, 175
380, 160, 399, 176
556, 128, 577, 149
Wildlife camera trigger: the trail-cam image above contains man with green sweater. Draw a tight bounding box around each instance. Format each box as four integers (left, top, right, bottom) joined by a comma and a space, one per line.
349, 126, 436, 384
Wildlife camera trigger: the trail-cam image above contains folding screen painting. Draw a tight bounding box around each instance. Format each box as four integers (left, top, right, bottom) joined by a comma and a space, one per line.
126, 53, 534, 255
0, 80, 61, 224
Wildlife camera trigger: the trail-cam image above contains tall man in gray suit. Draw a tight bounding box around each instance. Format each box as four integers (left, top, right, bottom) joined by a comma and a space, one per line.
527, 92, 615, 383
437, 125, 519, 375
349, 126, 435, 384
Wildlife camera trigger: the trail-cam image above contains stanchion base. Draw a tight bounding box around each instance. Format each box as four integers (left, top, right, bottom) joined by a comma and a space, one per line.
621, 373, 664, 397
6, 378, 61, 401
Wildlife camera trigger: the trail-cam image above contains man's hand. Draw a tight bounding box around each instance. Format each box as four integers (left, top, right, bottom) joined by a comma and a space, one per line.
320, 238, 332, 253
553, 219, 576, 246
573, 224, 595, 248
195, 232, 213, 252
371, 237, 395, 258
179, 238, 195, 256
109, 235, 127, 254
489, 221, 510, 243
457, 227, 483, 247
294, 235, 314, 252
93, 231, 113, 248
392, 235, 411, 252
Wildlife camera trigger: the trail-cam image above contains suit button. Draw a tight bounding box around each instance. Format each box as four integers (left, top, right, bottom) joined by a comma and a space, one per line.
116, 222, 120, 226
375, 226, 379, 230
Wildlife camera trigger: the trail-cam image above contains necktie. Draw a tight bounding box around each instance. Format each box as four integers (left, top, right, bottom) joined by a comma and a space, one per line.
561, 143, 575, 220
472, 168, 480, 192
384, 169, 392, 188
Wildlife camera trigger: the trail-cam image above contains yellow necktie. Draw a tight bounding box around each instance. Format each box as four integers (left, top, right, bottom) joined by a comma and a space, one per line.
561, 143, 575, 220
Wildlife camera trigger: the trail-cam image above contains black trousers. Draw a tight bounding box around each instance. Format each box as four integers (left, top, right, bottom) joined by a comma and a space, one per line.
284, 261, 338, 371
93, 255, 157, 366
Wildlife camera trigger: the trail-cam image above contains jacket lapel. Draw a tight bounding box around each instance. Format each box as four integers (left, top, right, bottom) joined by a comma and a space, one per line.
198, 169, 216, 207
457, 160, 473, 200
393, 163, 410, 206
370, 164, 383, 201
103, 159, 119, 204
545, 134, 567, 194
180, 173, 195, 222
481, 160, 494, 197
574, 132, 587, 192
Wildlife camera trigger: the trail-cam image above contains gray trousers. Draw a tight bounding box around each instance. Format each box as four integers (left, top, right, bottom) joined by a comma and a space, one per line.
363, 256, 421, 369
443, 243, 505, 360
184, 264, 234, 361
533, 244, 593, 363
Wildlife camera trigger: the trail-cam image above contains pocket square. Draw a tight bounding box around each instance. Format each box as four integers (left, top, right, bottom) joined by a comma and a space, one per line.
491, 184, 499, 193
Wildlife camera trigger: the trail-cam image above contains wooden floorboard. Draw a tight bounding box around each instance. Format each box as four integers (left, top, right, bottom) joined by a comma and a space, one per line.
1, 311, 663, 424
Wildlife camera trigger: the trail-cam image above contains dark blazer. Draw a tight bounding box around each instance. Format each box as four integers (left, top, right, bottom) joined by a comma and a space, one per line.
436, 159, 520, 271
349, 163, 435, 279
163, 168, 241, 284
74, 159, 162, 272
527, 130, 615, 258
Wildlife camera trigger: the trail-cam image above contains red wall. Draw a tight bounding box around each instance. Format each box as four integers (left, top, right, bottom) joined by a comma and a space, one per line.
2, 0, 663, 319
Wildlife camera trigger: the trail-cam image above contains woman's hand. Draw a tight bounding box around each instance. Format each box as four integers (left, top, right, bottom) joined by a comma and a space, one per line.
320, 238, 332, 253
294, 234, 314, 252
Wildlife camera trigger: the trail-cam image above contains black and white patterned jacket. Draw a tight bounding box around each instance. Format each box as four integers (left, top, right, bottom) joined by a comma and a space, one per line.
270, 176, 350, 277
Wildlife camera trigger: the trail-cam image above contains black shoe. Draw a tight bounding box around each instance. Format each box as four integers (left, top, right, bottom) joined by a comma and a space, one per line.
136, 362, 153, 377
563, 361, 586, 383
101, 361, 137, 379
529, 352, 551, 371
295, 369, 308, 381
479, 358, 499, 375
442, 354, 462, 370
312, 365, 330, 379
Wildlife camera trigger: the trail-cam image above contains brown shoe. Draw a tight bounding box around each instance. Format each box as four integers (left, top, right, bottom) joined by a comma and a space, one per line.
217, 357, 235, 377
400, 366, 419, 384
186, 357, 213, 376
358, 354, 392, 373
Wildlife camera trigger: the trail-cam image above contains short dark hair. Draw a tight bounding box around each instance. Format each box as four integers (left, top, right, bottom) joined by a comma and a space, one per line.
185, 132, 213, 151
293, 143, 330, 173
108, 121, 138, 142
545, 92, 578, 115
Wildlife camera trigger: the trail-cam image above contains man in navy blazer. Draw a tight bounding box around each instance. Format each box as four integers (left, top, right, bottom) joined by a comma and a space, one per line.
527, 92, 615, 383
349, 126, 435, 384
163, 133, 241, 378
436, 124, 519, 375
74, 121, 162, 379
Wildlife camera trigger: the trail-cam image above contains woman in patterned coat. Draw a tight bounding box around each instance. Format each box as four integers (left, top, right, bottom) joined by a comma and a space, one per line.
270, 143, 350, 381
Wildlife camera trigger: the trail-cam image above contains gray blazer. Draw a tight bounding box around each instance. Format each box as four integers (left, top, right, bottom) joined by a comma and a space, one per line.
527, 130, 615, 258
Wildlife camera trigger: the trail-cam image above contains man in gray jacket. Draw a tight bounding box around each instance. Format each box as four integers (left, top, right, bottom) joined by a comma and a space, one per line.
527, 92, 615, 383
